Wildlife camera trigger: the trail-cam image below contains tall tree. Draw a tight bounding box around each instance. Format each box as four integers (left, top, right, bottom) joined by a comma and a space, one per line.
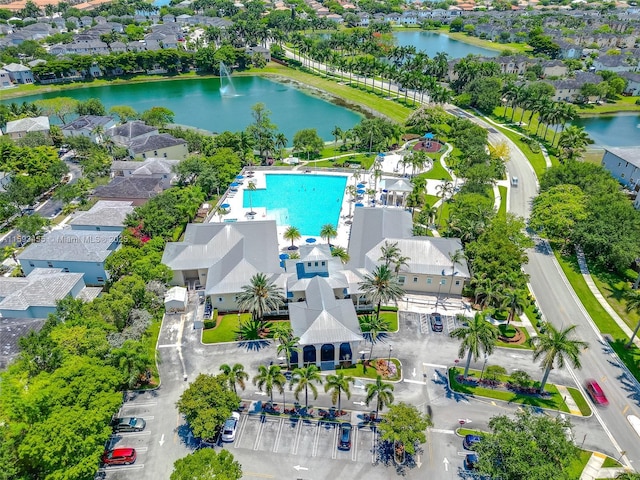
324, 372, 354, 412
252, 364, 286, 403
359, 265, 405, 321
219, 363, 249, 395
246, 103, 277, 164
290, 364, 322, 408
320, 223, 337, 246
171, 449, 242, 480
501, 288, 529, 325
283, 225, 301, 250
359, 314, 390, 360
450, 314, 498, 377
237, 273, 285, 322
530, 324, 588, 392
365, 375, 395, 414
623, 289, 640, 348
378, 402, 432, 456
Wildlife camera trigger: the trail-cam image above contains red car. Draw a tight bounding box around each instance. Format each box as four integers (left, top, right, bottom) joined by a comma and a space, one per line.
102, 448, 137, 466
585, 379, 609, 407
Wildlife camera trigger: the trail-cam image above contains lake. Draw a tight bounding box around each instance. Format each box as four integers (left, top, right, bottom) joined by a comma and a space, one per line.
2, 76, 362, 142
393, 30, 499, 58
572, 114, 640, 148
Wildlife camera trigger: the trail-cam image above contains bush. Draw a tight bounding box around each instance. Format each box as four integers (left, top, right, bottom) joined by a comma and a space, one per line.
203, 320, 216, 329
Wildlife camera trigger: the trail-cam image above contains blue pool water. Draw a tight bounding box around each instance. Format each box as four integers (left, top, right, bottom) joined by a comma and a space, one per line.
243, 174, 348, 236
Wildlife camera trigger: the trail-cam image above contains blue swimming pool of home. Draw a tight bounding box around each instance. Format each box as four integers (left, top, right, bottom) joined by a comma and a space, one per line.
243, 174, 348, 236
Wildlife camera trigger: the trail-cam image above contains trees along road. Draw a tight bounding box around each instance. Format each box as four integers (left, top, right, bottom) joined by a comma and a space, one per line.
461, 111, 640, 469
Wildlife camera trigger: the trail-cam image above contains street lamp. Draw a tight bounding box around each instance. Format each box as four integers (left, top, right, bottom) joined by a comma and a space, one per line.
435, 269, 446, 307
387, 344, 393, 364
479, 353, 489, 380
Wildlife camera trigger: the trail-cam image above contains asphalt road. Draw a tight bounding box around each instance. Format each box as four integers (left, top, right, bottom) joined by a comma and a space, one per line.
459, 112, 640, 468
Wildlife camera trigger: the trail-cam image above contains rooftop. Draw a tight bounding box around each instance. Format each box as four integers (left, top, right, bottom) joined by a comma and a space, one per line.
5, 116, 50, 134
68, 200, 134, 228
605, 147, 640, 169
17, 229, 120, 263
92, 177, 164, 199
0, 268, 84, 312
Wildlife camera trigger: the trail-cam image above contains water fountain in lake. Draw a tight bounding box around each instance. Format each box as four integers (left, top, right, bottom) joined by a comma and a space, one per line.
219, 62, 237, 97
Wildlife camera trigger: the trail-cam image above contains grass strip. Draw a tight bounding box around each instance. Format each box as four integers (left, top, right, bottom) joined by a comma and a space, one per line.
202, 313, 250, 343
449, 367, 570, 412
566, 387, 592, 417
497, 185, 507, 219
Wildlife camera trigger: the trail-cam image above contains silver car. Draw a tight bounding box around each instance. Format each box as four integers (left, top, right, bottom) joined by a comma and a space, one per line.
113, 417, 146, 433
221, 412, 240, 442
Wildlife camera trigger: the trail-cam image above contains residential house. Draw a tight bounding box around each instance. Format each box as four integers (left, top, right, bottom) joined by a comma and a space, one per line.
111, 158, 181, 188
246, 45, 271, 62
547, 72, 603, 102
0, 70, 12, 88
61, 115, 116, 142
91, 177, 164, 206
0, 268, 101, 319
4, 116, 50, 140
125, 134, 188, 160
541, 59, 568, 77
68, 200, 134, 232
592, 55, 638, 73
17, 229, 121, 286
620, 72, 640, 95
105, 120, 158, 145
1, 63, 34, 84
161, 220, 285, 311
601, 147, 640, 196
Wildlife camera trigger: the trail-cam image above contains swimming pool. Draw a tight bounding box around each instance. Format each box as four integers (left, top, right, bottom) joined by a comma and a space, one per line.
243, 174, 348, 236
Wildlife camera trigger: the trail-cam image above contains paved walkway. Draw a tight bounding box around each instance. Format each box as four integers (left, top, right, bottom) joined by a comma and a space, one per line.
580, 451, 629, 480
575, 246, 640, 350
555, 384, 582, 416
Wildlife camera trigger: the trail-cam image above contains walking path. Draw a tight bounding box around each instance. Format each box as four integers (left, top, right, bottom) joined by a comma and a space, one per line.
580, 451, 628, 479
555, 384, 582, 416
575, 246, 640, 350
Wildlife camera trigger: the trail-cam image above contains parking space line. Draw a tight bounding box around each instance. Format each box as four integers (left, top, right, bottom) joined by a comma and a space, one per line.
234, 414, 249, 449
117, 431, 151, 437
121, 402, 157, 409
331, 424, 338, 460
98, 464, 144, 472
351, 427, 358, 462
253, 416, 266, 451
423, 362, 447, 369
371, 428, 377, 464
272, 418, 284, 453
312, 421, 321, 457
292, 419, 303, 455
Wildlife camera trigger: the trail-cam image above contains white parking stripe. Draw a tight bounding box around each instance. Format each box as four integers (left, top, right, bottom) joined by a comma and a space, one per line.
351, 427, 358, 462
292, 420, 303, 455
234, 415, 249, 449
371, 428, 377, 464
312, 422, 321, 457
117, 431, 151, 437
423, 362, 447, 369
430, 428, 455, 434
98, 464, 144, 472
273, 418, 284, 453
253, 417, 265, 451
331, 425, 338, 460
121, 402, 157, 409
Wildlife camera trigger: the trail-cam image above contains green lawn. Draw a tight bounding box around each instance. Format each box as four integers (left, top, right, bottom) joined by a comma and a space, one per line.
497, 185, 507, 219
449, 367, 572, 412
554, 251, 640, 383
359, 310, 399, 333
601, 456, 622, 468
202, 313, 251, 343
567, 386, 592, 417
588, 265, 640, 332
417, 158, 452, 181
141, 318, 162, 388
337, 358, 402, 381
488, 121, 549, 178
457, 427, 486, 437
437, 29, 532, 54
495, 324, 532, 350
567, 450, 595, 480
575, 96, 640, 116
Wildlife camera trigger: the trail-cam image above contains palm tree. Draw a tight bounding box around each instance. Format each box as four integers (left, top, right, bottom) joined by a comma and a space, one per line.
253, 364, 286, 403
331, 246, 350, 264
277, 336, 300, 370
324, 372, 354, 412
290, 364, 322, 408
446, 250, 465, 299
615, 473, 640, 480
283, 226, 301, 250
501, 288, 529, 325
450, 314, 498, 378
365, 375, 395, 414
557, 125, 591, 163
219, 363, 249, 394
476, 278, 502, 309
435, 180, 453, 227
359, 265, 405, 322
246, 181, 257, 214
359, 313, 391, 360
320, 223, 337, 246
530, 324, 588, 392
623, 289, 640, 348
275, 133, 288, 160
237, 272, 285, 322
331, 126, 343, 146
378, 240, 401, 268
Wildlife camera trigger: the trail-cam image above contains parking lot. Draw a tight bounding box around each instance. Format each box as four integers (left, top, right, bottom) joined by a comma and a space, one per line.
231, 413, 378, 463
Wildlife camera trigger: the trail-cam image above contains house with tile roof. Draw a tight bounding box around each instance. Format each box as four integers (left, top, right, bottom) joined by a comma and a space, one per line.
68, 200, 134, 232
0, 268, 101, 319
162, 220, 285, 311
17, 230, 121, 286
91, 177, 164, 206
127, 133, 188, 160
4, 116, 50, 140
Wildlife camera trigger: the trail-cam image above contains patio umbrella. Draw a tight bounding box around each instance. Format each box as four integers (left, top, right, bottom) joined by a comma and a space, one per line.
377, 153, 386, 157
230, 182, 239, 187
424, 132, 434, 139
357, 183, 365, 189
305, 238, 316, 244
279, 253, 289, 260
355, 203, 364, 208
220, 203, 230, 209
236, 175, 244, 180
356, 189, 365, 195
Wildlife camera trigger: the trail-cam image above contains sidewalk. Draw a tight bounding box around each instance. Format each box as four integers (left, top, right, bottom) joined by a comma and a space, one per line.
555, 384, 581, 416
575, 246, 640, 350
580, 451, 628, 480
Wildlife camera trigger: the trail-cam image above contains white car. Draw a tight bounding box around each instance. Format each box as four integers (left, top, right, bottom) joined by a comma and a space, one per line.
221, 412, 240, 442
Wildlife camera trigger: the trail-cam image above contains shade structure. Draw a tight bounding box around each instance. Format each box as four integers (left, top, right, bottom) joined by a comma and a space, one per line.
357, 183, 365, 189
355, 203, 364, 207
279, 253, 289, 260
357, 189, 366, 195
305, 237, 317, 243
236, 175, 244, 179
424, 132, 434, 139
220, 203, 230, 209
377, 152, 386, 157
230, 182, 239, 187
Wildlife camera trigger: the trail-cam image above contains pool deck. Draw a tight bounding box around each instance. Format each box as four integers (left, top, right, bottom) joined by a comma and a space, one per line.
211, 169, 408, 253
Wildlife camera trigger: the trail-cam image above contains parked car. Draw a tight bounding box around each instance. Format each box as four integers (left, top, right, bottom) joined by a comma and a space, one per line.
102, 448, 137, 466
221, 412, 240, 442
464, 453, 479, 471
463, 434, 481, 450
585, 379, 609, 407
430, 312, 443, 332
112, 417, 146, 433
338, 423, 353, 451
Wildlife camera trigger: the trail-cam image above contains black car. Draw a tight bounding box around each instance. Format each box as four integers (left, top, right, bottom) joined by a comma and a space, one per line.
463, 434, 481, 450
112, 417, 146, 433
338, 423, 352, 451
430, 312, 443, 332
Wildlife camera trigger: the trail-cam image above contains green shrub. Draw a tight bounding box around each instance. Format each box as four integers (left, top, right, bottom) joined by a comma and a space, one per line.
204, 320, 216, 329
